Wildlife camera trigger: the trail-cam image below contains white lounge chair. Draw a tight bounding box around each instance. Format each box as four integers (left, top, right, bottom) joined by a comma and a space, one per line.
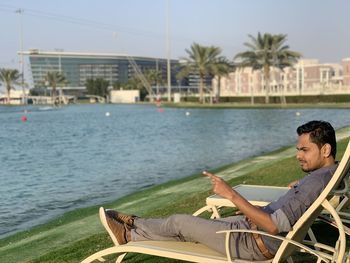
82, 140, 350, 263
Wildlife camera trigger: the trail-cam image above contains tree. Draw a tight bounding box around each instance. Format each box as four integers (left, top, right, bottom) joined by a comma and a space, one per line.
126, 76, 148, 101
0, 68, 21, 104
86, 78, 110, 97
178, 43, 228, 103
145, 69, 163, 95
211, 57, 233, 103
43, 71, 67, 105
235, 32, 301, 104
112, 81, 123, 90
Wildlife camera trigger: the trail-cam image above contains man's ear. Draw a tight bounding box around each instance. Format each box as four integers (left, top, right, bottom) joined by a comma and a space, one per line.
322, 143, 332, 158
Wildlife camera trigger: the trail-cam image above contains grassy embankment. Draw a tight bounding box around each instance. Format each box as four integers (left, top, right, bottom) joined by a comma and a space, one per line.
0, 129, 349, 263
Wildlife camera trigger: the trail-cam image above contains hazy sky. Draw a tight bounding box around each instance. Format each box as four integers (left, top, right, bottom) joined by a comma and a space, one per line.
1, 0, 349, 70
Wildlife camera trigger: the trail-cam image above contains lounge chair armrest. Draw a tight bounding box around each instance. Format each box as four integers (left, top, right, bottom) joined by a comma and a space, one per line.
216, 229, 330, 262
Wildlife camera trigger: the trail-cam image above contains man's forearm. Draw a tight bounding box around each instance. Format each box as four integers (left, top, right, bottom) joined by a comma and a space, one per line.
203, 171, 279, 234
227, 190, 279, 234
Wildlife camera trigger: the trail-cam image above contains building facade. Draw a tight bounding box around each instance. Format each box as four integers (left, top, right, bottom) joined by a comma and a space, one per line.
216, 58, 350, 97
21, 50, 181, 90
0, 89, 29, 105
343, 58, 350, 86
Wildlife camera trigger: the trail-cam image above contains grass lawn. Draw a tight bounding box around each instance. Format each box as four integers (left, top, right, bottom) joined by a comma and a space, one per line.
1, 137, 349, 263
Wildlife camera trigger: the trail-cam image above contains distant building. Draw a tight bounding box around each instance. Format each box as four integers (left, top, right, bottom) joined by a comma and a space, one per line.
343, 58, 350, 86
110, 90, 140, 103
20, 50, 182, 94
0, 89, 29, 105
216, 58, 350, 97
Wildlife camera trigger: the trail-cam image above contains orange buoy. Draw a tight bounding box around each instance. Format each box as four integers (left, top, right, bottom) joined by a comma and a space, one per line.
21, 116, 27, 122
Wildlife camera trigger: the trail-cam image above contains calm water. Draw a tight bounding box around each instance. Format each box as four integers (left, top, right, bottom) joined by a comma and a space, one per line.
1, 104, 350, 238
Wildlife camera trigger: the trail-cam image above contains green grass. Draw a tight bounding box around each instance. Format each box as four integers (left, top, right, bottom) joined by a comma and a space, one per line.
1, 137, 349, 263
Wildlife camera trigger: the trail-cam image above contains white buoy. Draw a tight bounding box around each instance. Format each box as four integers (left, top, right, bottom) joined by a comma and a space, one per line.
185, 111, 190, 116
296, 112, 301, 116
105, 112, 110, 117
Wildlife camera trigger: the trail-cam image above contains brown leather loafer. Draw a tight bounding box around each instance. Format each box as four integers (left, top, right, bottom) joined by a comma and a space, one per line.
105, 209, 137, 227
99, 207, 129, 245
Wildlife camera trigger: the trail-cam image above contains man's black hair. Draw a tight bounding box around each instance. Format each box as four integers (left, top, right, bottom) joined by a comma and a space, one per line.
297, 120, 336, 158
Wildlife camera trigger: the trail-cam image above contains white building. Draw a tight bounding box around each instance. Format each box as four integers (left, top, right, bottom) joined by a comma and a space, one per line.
0, 89, 29, 105
110, 90, 140, 103
214, 58, 350, 97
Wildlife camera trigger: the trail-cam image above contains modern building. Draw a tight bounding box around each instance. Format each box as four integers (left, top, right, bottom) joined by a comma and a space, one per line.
20, 50, 182, 92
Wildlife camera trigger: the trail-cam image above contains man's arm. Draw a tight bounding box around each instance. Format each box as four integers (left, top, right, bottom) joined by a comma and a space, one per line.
203, 171, 279, 235
287, 180, 299, 188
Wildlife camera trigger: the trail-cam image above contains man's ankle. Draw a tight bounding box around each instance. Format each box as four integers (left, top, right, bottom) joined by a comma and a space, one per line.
127, 229, 132, 242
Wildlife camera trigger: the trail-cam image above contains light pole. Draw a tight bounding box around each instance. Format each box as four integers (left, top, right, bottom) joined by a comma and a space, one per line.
55, 48, 64, 105
166, 0, 171, 102
55, 48, 64, 73
16, 8, 26, 104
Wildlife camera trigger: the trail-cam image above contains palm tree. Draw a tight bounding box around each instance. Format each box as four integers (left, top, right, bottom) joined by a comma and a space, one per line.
0, 68, 21, 104
43, 71, 67, 105
86, 78, 110, 98
235, 32, 301, 104
178, 43, 228, 103
124, 76, 143, 90
145, 69, 163, 95
123, 76, 150, 101
211, 57, 232, 103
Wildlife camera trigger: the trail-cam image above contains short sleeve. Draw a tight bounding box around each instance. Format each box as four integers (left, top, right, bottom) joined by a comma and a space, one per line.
270, 208, 291, 233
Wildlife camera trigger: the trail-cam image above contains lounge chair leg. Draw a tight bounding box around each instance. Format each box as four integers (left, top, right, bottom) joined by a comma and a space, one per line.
115, 253, 127, 263
81, 248, 127, 263
307, 228, 319, 250
192, 205, 213, 216
211, 206, 221, 219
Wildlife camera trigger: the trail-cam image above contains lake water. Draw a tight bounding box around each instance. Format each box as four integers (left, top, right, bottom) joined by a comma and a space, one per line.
1, 104, 350, 238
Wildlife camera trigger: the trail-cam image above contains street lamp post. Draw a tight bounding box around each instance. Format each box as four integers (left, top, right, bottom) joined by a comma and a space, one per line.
16, 8, 26, 104
55, 48, 64, 105
58, 53, 61, 73
55, 48, 64, 73
166, 0, 171, 102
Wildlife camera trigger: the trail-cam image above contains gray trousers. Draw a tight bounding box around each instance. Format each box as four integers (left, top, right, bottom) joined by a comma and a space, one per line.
131, 214, 266, 260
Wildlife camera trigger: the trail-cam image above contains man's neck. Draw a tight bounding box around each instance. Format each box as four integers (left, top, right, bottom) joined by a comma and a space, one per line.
323, 158, 336, 168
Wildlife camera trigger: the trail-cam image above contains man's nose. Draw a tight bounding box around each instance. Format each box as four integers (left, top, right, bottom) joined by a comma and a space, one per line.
296, 151, 302, 160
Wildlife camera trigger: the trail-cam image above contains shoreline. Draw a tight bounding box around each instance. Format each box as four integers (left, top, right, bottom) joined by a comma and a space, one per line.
162, 101, 350, 109
1, 127, 349, 262
1, 101, 350, 109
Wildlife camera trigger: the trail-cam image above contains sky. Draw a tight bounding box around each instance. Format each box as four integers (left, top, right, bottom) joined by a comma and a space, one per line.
0, 0, 349, 83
